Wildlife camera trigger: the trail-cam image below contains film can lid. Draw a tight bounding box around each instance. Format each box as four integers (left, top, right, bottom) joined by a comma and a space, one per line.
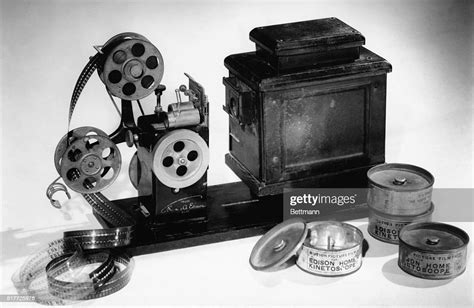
249, 218, 307, 271
399, 222, 470, 252
367, 163, 434, 191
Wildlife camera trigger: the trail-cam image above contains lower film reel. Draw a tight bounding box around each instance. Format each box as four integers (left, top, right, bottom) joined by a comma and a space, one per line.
152, 129, 209, 189
54, 126, 108, 174
60, 134, 121, 193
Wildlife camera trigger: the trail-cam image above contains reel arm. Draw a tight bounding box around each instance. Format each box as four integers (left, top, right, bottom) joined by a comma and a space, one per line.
109, 100, 139, 145
110, 84, 167, 146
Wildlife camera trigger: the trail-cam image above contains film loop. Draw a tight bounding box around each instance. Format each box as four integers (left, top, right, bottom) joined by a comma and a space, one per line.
46, 177, 71, 209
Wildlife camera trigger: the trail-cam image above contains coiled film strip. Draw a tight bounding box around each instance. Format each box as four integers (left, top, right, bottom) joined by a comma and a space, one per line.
16, 161, 138, 304
14, 182, 136, 304
12, 236, 134, 305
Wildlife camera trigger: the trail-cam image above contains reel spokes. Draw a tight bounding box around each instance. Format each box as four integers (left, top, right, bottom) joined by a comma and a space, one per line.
99, 34, 164, 101
54, 126, 108, 174
152, 129, 209, 189
59, 132, 121, 194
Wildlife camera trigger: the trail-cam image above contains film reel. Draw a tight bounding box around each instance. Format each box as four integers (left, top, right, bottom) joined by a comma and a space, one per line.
99, 33, 164, 100
129, 152, 153, 195
60, 134, 121, 194
54, 127, 108, 174
152, 129, 209, 189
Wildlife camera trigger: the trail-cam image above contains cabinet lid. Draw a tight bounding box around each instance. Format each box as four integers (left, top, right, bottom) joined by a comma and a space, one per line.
224, 47, 392, 91
250, 18, 365, 56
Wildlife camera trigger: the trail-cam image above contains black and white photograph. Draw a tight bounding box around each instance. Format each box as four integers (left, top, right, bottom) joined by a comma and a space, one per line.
0, 0, 472, 306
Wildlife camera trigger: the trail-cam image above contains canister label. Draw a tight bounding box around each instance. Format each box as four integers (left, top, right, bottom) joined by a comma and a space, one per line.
368, 185, 432, 216
368, 216, 406, 243
368, 210, 431, 244
296, 244, 362, 276
398, 247, 467, 279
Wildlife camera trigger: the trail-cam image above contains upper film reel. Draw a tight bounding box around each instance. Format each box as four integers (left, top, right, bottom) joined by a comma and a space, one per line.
152, 129, 209, 189
99, 33, 164, 100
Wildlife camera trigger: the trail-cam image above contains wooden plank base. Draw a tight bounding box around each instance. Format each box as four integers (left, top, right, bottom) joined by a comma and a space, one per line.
94, 181, 368, 256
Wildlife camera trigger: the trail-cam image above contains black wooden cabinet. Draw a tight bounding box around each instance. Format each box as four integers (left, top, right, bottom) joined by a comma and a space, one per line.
224, 18, 392, 196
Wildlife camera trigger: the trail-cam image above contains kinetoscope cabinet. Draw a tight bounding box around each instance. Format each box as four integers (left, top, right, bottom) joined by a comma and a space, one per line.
224, 18, 392, 196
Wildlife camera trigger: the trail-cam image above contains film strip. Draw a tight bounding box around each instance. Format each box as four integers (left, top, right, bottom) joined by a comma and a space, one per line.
68, 53, 101, 127
12, 236, 134, 304
15, 176, 136, 304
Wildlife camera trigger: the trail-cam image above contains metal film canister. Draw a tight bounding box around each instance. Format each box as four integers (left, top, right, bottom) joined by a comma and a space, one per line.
398, 222, 469, 280
249, 219, 364, 277
367, 163, 434, 216
367, 203, 434, 244
296, 221, 364, 276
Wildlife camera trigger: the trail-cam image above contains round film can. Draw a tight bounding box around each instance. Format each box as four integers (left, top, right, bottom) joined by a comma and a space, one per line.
367, 163, 434, 216
398, 222, 469, 280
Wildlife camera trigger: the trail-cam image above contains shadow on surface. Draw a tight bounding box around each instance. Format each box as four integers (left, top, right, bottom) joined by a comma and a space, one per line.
249, 263, 342, 287
382, 258, 453, 288
0, 213, 99, 263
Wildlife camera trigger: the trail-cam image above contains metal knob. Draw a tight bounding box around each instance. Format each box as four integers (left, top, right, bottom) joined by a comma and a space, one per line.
426, 237, 440, 245
273, 239, 287, 252
393, 177, 407, 185
125, 130, 138, 147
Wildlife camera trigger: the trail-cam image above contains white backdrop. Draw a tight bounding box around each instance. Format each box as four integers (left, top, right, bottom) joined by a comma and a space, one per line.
1, 0, 473, 228
0, 0, 473, 306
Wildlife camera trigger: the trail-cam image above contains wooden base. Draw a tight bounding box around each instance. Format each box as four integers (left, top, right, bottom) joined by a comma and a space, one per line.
225, 153, 375, 196
94, 181, 368, 256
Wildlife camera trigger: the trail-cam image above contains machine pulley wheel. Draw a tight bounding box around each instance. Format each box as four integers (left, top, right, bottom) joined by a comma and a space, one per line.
152, 129, 209, 189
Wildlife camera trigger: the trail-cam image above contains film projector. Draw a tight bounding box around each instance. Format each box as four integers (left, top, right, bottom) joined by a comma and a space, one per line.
48, 18, 392, 255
